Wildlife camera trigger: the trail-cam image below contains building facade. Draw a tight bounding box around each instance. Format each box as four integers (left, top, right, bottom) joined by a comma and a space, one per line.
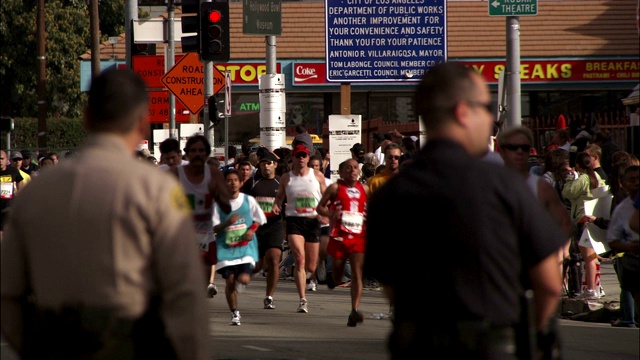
79, 0, 640, 152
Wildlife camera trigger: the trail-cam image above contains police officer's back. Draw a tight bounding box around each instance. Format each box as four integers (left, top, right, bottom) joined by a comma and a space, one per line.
1, 69, 209, 360
365, 63, 566, 359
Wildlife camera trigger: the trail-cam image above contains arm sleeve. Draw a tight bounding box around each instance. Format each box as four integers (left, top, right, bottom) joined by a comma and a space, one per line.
562, 174, 588, 201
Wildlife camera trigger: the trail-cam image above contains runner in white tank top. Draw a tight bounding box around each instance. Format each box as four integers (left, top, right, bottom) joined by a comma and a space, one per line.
284, 167, 323, 217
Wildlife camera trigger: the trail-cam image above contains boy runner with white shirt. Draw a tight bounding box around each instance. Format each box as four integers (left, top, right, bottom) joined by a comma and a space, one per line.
213, 168, 267, 325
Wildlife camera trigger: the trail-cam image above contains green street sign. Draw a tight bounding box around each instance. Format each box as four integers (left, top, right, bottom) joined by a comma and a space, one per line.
243, 0, 282, 36
489, 0, 538, 16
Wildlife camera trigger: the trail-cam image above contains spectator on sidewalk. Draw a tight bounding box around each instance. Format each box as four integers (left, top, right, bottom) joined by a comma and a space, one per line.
371, 132, 386, 165
498, 126, 573, 296
349, 143, 366, 169
366, 62, 565, 359
367, 143, 402, 194
605, 165, 639, 327
585, 144, 609, 185
563, 152, 607, 300
592, 130, 619, 178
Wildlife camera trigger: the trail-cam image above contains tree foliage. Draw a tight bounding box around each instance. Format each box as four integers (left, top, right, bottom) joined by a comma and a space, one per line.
8, 117, 86, 151
0, 0, 125, 119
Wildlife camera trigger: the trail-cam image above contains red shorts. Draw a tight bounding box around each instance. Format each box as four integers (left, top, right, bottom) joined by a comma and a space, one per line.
201, 242, 218, 266
326, 235, 365, 259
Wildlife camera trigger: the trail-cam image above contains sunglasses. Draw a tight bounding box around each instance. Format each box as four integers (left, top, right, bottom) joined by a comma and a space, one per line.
467, 100, 494, 114
502, 144, 531, 152
295, 153, 308, 159
386, 155, 401, 160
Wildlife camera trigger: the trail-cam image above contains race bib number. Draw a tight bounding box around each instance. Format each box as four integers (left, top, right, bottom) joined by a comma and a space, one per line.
295, 193, 316, 213
256, 196, 276, 216
341, 211, 363, 234
225, 223, 248, 246
196, 231, 214, 251
1, 181, 14, 199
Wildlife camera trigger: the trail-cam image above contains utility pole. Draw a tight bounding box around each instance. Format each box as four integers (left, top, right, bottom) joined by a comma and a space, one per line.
37, 0, 47, 148
506, 16, 522, 128
125, 0, 137, 70
89, 0, 101, 77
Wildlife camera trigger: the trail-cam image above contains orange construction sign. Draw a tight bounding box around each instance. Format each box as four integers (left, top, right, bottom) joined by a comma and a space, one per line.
160, 53, 226, 114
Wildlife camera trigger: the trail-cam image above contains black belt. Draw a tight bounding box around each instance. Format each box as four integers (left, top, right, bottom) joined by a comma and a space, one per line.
22, 302, 176, 360
391, 319, 518, 359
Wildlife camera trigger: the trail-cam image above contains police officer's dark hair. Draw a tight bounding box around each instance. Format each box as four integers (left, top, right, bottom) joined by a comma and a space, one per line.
415, 62, 478, 131
159, 138, 180, 155
85, 68, 149, 134
184, 134, 212, 157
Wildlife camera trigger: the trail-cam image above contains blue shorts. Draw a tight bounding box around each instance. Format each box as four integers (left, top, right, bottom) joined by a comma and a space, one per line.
217, 263, 254, 279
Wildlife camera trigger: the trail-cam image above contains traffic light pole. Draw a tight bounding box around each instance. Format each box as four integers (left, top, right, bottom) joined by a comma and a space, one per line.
204, 60, 214, 152
202, 1, 214, 156
168, 0, 177, 139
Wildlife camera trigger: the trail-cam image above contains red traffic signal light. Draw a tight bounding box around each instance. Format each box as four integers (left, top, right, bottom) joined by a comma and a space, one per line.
200, 2, 230, 62
208, 10, 222, 23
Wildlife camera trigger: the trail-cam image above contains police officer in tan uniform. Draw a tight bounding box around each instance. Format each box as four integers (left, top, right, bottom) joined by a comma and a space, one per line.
1, 69, 210, 360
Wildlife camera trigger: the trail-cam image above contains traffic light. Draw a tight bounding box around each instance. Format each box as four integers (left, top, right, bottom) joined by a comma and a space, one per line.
131, 43, 156, 56
130, 21, 156, 56
181, 0, 200, 53
208, 95, 224, 126
0, 116, 14, 132
200, 2, 230, 62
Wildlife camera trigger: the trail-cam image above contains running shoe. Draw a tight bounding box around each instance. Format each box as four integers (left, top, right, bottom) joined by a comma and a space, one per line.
297, 298, 308, 313
347, 309, 364, 327
230, 310, 241, 326
306, 279, 317, 292
206, 283, 218, 298
264, 296, 275, 309
575, 289, 600, 300
235, 282, 246, 293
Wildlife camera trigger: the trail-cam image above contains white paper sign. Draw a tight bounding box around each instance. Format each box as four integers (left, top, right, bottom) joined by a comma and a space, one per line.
579, 189, 613, 254
328, 114, 362, 183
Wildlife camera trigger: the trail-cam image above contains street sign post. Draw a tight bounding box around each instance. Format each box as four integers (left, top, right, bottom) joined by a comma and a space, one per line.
225, 71, 232, 116
243, 0, 282, 36
488, 0, 537, 16
160, 53, 226, 114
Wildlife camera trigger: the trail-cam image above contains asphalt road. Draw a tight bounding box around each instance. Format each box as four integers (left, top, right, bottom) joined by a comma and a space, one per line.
2, 263, 637, 359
